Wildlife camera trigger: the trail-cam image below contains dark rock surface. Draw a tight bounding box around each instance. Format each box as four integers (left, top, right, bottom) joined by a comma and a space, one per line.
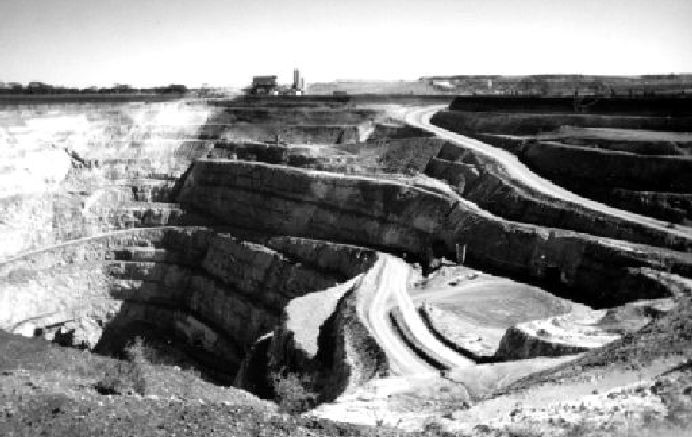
178, 160, 692, 307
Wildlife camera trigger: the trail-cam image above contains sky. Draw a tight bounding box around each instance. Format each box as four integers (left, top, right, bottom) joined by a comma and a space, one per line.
1, 0, 691, 87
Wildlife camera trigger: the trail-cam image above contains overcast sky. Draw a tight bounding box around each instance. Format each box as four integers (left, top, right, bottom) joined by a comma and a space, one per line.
1, 0, 690, 87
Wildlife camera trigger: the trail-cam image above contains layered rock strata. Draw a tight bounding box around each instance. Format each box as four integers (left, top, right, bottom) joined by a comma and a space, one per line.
430, 109, 692, 230
0, 101, 214, 260
424, 142, 692, 251
178, 159, 692, 307
0, 227, 379, 384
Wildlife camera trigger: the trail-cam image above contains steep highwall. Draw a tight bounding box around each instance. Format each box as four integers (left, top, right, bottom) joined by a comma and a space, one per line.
0, 227, 370, 382
608, 189, 692, 224
432, 108, 692, 134
424, 142, 692, 251
178, 160, 449, 255
236, 244, 388, 402
217, 107, 380, 125
521, 142, 692, 193
0, 101, 215, 260
494, 326, 594, 360
178, 160, 692, 307
430, 110, 692, 228
211, 123, 362, 144
447, 96, 692, 116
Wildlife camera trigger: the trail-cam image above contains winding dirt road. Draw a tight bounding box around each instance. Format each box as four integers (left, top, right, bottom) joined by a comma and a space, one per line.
349, 104, 692, 376
405, 105, 692, 243
358, 255, 472, 376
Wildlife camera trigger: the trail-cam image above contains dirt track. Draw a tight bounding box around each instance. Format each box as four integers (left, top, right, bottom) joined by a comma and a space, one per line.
405, 105, 692, 243
360, 256, 472, 375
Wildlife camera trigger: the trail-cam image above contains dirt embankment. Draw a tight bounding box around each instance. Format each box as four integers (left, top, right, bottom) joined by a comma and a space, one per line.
178, 160, 692, 308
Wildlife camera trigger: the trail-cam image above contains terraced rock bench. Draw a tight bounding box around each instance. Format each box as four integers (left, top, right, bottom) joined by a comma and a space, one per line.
0, 227, 381, 388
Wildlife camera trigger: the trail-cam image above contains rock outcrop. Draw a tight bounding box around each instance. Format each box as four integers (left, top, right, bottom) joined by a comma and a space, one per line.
430, 108, 692, 230
521, 141, 692, 193
494, 296, 678, 360
178, 159, 692, 307
0, 101, 214, 260
424, 142, 692, 251
0, 227, 379, 384
233, 238, 388, 401
494, 310, 619, 360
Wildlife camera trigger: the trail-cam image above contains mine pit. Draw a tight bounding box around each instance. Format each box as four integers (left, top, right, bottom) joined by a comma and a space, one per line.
1, 96, 691, 434
0, 224, 376, 390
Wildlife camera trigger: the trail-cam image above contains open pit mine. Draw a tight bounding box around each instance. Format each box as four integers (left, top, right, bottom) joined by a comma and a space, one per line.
1, 95, 692, 436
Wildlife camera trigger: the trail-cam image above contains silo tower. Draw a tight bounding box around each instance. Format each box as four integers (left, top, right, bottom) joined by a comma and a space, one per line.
293, 69, 303, 91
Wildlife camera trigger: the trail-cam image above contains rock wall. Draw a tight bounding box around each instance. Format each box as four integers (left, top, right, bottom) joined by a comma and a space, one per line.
494, 306, 622, 360
424, 142, 692, 251
218, 108, 380, 125
430, 110, 692, 228
178, 160, 692, 307
0, 227, 371, 382
213, 123, 362, 144
236, 246, 388, 402
432, 108, 692, 135
177, 160, 450, 255
521, 142, 692, 193
447, 96, 692, 116
608, 189, 692, 224
0, 101, 215, 261
494, 326, 595, 360
491, 297, 676, 360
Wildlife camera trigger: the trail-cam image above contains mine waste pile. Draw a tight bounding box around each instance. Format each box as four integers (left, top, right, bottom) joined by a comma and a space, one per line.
1, 96, 692, 437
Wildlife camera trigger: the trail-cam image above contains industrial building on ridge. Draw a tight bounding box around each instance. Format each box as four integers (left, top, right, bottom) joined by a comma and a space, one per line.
247, 69, 305, 95
249, 75, 278, 95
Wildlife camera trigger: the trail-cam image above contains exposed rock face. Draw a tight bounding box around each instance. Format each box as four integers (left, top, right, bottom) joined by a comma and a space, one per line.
424, 142, 692, 251
598, 298, 675, 334
517, 142, 692, 224
0, 102, 214, 260
202, 106, 379, 144
216, 123, 362, 144
522, 142, 692, 193
177, 160, 453, 255
494, 295, 680, 360
495, 327, 592, 359
0, 227, 375, 383
178, 159, 692, 307
235, 241, 389, 402
432, 108, 692, 136
425, 157, 480, 193
608, 189, 692, 224
446, 96, 692, 116
494, 310, 620, 360
373, 137, 446, 175
430, 109, 692, 229
2, 98, 692, 431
